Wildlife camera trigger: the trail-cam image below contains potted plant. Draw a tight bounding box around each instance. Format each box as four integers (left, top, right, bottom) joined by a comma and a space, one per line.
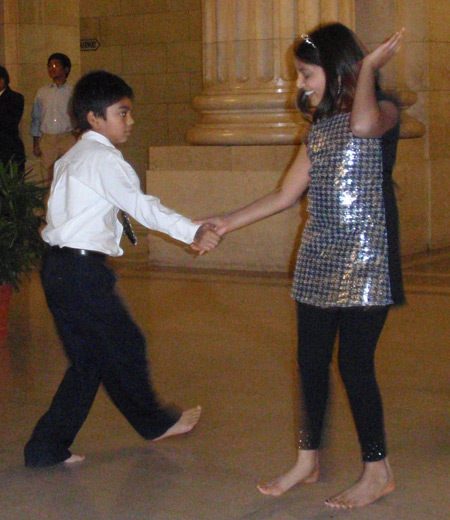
0, 160, 48, 339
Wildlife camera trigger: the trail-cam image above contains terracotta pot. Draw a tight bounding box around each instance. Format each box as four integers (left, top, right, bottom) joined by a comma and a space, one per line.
0, 284, 13, 340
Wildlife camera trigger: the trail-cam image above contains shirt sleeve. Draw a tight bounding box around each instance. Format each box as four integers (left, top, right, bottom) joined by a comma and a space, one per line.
30, 92, 43, 137
93, 150, 201, 245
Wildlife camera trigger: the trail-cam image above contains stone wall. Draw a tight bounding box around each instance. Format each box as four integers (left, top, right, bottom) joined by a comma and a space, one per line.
79, 0, 203, 177
0, 0, 80, 179
1, 0, 448, 266
355, 0, 450, 251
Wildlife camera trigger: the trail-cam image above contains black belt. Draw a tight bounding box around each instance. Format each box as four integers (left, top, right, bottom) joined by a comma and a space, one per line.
50, 246, 106, 258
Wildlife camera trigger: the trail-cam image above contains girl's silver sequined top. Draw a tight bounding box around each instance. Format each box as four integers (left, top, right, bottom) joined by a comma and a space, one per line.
292, 112, 393, 307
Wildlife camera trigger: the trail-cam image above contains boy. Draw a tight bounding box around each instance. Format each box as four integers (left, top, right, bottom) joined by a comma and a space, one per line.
24, 70, 220, 467
30, 53, 76, 182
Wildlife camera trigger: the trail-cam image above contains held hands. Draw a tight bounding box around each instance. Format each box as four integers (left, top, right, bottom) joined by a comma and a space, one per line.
362, 28, 405, 73
195, 215, 228, 237
190, 223, 221, 255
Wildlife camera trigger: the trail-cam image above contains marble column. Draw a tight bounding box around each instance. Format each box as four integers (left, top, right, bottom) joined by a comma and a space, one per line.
187, 0, 355, 145
354, 0, 424, 139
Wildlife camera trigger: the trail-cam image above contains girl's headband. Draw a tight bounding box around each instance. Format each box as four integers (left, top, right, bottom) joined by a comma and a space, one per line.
301, 34, 317, 49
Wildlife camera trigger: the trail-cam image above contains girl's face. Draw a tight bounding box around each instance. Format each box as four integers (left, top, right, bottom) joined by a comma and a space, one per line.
295, 59, 326, 107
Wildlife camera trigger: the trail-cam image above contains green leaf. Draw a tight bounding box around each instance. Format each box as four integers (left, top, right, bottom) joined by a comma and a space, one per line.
0, 161, 48, 290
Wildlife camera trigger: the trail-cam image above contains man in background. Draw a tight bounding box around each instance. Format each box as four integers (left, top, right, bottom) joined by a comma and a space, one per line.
30, 53, 75, 183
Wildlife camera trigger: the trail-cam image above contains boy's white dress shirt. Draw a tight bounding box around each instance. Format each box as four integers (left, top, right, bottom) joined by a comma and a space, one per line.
42, 131, 200, 256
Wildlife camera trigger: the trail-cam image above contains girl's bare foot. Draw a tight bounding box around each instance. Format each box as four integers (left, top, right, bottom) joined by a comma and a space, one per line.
152, 406, 202, 441
257, 449, 319, 496
63, 454, 85, 465
325, 457, 395, 508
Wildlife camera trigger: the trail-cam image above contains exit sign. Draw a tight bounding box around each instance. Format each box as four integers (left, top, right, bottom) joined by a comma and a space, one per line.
80, 39, 101, 51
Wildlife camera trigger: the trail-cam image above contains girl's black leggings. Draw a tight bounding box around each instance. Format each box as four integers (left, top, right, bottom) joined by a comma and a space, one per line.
296, 302, 390, 462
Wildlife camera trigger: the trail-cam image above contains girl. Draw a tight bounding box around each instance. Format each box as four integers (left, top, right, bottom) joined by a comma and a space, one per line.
202, 23, 405, 508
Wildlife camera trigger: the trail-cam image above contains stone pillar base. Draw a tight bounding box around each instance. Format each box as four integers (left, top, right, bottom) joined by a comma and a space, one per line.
146, 145, 306, 273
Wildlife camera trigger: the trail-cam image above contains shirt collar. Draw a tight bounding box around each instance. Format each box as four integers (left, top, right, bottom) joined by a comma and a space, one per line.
82, 130, 116, 148
50, 82, 69, 89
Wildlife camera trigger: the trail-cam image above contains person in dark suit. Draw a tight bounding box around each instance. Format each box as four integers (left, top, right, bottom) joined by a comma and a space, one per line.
0, 65, 26, 170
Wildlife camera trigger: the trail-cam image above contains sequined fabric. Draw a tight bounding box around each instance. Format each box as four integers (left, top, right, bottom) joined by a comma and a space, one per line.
292, 112, 393, 307
361, 440, 386, 462
298, 430, 317, 450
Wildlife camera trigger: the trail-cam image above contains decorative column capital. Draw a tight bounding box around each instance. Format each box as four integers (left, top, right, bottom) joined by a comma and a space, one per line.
187, 88, 309, 145
188, 1, 424, 144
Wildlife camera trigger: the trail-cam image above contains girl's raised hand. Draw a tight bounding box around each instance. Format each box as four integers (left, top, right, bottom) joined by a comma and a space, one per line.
363, 28, 405, 72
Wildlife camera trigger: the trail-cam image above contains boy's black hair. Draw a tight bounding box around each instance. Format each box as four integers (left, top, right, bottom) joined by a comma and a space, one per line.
72, 70, 134, 132
47, 53, 72, 77
0, 65, 10, 86
294, 23, 380, 122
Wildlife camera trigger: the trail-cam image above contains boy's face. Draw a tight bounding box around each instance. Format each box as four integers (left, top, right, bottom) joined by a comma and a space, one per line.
88, 97, 134, 145
47, 59, 68, 82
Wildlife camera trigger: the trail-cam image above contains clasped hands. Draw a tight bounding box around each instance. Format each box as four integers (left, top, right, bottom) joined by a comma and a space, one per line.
190, 216, 227, 255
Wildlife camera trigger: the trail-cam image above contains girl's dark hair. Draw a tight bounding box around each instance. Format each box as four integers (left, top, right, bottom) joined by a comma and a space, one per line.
72, 70, 134, 132
294, 23, 381, 122
0, 65, 10, 86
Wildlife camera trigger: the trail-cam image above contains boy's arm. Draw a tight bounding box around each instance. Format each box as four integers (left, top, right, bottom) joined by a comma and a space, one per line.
100, 152, 219, 247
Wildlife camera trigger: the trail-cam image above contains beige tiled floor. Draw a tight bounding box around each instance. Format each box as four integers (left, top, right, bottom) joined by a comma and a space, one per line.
0, 249, 449, 520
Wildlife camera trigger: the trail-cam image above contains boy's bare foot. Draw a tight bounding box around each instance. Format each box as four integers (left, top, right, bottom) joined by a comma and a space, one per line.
257, 449, 319, 496
152, 406, 202, 441
325, 457, 395, 508
63, 454, 85, 465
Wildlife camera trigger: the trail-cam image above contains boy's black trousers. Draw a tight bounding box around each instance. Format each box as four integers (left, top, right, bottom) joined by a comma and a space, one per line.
24, 248, 180, 467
